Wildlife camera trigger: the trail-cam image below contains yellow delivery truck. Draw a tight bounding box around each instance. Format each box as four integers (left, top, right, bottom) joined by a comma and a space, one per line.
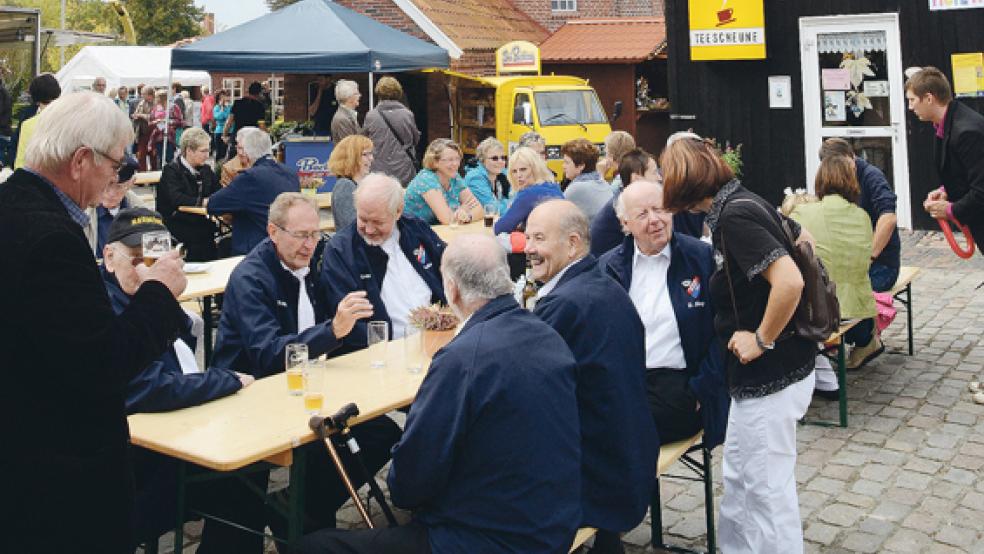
443, 41, 613, 179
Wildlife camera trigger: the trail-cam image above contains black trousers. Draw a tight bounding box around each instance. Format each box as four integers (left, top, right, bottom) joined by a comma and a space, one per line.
646, 368, 702, 444
298, 520, 430, 554
274, 415, 403, 535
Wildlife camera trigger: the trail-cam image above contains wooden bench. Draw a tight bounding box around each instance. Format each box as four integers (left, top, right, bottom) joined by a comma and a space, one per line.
799, 319, 861, 429
888, 266, 921, 356
650, 432, 716, 554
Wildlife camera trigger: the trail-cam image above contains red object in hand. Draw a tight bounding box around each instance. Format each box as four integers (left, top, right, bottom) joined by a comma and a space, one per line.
937, 216, 975, 259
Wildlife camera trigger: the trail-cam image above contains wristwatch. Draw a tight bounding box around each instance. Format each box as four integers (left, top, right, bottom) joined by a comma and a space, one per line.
755, 330, 775, 351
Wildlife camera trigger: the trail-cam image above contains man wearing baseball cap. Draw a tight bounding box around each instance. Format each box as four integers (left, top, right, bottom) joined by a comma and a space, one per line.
101, 206, 265, 552
85, 153, 145, 257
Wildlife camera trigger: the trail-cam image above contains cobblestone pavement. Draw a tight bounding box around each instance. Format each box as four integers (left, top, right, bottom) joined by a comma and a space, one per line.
145, 230, 984, 554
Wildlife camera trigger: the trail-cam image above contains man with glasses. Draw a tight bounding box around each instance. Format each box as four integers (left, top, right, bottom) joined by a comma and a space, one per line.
85, 153, 144, 257
321, 173, 447, 351
206, 127, 299, 255
0, 92, 188, 553
212, 192, 402, 537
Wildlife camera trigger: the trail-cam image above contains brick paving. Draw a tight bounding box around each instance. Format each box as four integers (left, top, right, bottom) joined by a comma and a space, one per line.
144, 230, 984, 553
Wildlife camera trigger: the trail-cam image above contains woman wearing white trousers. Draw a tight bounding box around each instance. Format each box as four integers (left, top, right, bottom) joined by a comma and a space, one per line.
661, 135, 817, 553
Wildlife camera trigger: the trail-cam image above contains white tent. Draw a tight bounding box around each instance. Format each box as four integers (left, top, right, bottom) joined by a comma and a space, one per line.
55, 45, 211, 92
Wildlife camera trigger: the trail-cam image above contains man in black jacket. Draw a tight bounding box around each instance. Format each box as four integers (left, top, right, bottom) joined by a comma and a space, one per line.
0, 92, 188, 553
908, 66, 984, 244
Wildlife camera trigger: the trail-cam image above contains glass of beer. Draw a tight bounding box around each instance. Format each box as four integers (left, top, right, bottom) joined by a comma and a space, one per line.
483, 203, 498, 227
285, 343, 307, 396
367, 321, 389, 368
141, 230, 172, 266
404, 328, 424, 374
303, 362, 325, 415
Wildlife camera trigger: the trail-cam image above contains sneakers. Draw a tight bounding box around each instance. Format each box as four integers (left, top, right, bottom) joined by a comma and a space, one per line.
846, 335, 884, 370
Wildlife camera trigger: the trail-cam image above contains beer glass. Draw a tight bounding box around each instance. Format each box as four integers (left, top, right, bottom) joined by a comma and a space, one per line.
404, 328, 424, 374
285, 343, 307, 396
367, 321, 388, 368
141, 230, 172, 266
303, 362, 325, 415
483, 203, 498, 227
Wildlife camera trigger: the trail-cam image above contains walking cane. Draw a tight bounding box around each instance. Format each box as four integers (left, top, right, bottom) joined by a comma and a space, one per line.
308, 403, 398, 528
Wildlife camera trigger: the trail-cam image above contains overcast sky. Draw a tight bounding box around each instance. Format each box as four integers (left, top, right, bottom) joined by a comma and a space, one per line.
196, 0, 270, 31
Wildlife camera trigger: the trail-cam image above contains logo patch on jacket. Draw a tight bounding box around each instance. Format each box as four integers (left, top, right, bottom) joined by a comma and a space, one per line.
682, 276, 705, 308
414, 244, 432, 269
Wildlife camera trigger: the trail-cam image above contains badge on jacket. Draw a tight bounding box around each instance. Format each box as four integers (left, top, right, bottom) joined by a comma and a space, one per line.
414, 244, 432, 269
683, 276, 705, 308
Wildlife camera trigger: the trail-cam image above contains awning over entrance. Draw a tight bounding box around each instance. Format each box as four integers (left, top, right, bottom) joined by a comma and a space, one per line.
539, 18, 667, 64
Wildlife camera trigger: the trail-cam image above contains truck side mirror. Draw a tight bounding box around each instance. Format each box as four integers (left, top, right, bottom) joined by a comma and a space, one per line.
612, 100, 623, 122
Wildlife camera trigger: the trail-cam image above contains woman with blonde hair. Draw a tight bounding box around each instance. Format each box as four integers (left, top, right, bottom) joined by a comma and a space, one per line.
328, 134, 374, 230
463, 136, 509, 211
404, 139, 483, 225
597, 130, 636, 188
661, 136, 816, 554
493, 146, 562, 234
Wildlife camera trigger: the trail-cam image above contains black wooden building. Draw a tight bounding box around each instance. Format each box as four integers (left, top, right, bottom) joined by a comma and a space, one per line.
664, 1, 984, 230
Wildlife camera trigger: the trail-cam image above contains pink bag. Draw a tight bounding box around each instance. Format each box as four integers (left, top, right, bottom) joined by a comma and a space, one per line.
874, 292, 897, 333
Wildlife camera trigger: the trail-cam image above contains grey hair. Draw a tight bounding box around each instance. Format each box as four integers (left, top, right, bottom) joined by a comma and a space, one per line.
268, 192, 318, 228
614, 180, 664, 221
239, 127, 272, 161
335, 79, 359, 103
141, 84, 155, 96
666, 131, 702, 147
517, 131, 545, 149
442, 237, 514, 305
475, 136, 504, 162
24, 92, 134, 172
354, 172, 404, 214
179, 127, 211, 154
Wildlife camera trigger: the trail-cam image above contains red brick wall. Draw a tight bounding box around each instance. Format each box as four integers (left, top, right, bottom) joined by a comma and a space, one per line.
512, 0, 662, 32
335, 0, 432, 42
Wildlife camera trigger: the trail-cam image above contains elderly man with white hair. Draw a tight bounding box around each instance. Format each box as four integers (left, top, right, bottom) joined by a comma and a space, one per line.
0, 92, 188, 553
301, 234, 583, 554
331, 79, 361, 142
321, 172, 447, 350
206, 126, 300, 255
598, 179, 729, 448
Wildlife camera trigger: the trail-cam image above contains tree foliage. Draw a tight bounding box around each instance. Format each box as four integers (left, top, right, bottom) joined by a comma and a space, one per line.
122, 0, 204, 46
266, 0, 302, 11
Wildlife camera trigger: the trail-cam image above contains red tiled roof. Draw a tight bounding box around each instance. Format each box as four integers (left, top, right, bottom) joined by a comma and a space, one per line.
539, 18, 667, 63
410, 0, 549, 51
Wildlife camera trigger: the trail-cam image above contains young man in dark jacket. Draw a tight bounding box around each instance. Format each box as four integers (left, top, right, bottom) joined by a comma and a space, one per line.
321, 173, 446, 351
526, 199, 659, 554
212, 192, 401, 535
301, 235, 583, 554
598, 180, 728, 448
0, 92, 187, 553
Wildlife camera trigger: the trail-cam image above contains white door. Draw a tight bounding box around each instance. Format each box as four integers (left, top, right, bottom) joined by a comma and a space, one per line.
800, 13, 911, 229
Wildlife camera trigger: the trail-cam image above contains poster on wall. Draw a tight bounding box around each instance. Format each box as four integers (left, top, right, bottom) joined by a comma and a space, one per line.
930, 0, 984, 10
688, 0, 766, 61
863, 80, 890, 97
768, 76, 792, 109
824, 91, 846, 122
821, 68, 851, 90
951, 53, 984, 97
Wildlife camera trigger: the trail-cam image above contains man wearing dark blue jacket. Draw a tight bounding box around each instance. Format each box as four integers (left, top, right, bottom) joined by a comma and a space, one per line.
598, 181, 728, 448
301, 234, 582, 554
101, 208, 266, 553
205, 127, 300, 255
527, 199, 659, 553
212, 192, 401, 534
321, 173, 446, 350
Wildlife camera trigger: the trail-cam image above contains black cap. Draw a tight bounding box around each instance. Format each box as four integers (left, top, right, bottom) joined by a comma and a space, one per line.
106, 207, 167, 247
118, 154, 139, 183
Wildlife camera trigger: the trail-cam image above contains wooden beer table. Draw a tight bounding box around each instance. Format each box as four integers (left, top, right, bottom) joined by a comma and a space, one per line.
179, 255, 244, 362
431, 221, 495, 243
128, 338, 428, 552
135, 170, 162, 185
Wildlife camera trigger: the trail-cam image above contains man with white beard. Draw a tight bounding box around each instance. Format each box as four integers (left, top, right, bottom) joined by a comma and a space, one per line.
321, 172, 447, 351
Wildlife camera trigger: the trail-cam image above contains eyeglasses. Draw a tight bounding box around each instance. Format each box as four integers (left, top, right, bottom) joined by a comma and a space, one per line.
274, 223, 324, 242
486, 155, 506, 162
87, 146, 126, 172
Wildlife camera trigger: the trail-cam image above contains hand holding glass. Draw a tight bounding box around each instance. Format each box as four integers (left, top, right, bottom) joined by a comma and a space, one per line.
142, 230, 172, 266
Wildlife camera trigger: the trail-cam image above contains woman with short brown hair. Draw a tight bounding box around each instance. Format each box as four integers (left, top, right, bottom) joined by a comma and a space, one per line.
662, 135, 816, 554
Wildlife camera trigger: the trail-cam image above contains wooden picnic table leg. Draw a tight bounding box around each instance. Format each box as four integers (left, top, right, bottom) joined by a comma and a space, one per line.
287, 446, 308, 551
838, 340, 848, 428
649, 476, 664, 548
174, 460, 187, 553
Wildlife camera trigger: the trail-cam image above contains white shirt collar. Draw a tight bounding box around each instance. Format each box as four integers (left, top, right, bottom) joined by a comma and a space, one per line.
380, 227, 401, 254
280, 261, 310, 280
632, 241, 671, 269
536, 256, 584, 300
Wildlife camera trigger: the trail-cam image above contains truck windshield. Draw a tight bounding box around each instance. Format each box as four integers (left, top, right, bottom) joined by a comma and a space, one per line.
534, 90, 607, 126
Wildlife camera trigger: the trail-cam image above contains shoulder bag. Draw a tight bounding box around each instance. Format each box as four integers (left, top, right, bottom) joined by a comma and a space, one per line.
378, 108, 417, 165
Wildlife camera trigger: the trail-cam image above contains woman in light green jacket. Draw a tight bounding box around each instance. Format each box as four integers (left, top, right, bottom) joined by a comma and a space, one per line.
791, 155, 882, 369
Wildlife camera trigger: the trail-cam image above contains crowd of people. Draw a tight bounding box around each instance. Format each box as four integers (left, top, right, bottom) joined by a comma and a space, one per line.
3, 65, 980, 554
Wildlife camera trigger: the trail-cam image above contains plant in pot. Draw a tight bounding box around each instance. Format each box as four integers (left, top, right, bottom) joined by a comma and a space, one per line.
407, 303, 460, 357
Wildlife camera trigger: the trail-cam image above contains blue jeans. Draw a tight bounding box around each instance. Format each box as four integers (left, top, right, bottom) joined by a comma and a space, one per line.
869, 261, 899, 293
